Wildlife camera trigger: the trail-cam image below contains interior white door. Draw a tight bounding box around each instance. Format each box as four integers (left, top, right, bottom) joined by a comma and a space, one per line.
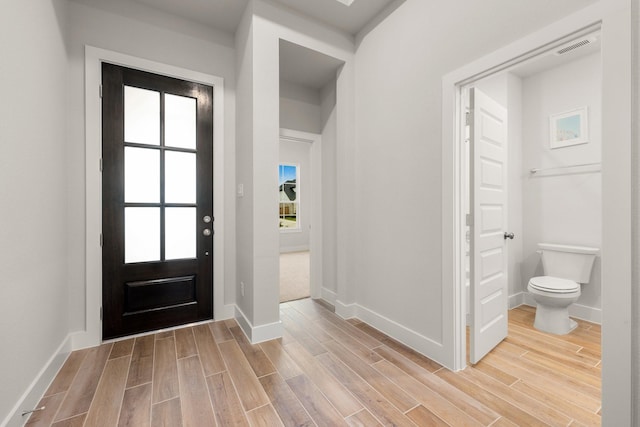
469, 87, 509, 364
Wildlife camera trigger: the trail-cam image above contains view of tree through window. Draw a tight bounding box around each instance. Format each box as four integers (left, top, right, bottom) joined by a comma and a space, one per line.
279, 164, 298, 229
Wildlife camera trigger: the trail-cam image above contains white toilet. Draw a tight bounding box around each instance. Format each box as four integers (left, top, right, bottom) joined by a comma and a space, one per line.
527, 243, 599, 335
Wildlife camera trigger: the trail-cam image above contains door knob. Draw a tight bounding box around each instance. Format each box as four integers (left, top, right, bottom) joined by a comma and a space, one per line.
203, 228, 212, 236
203, 215, 212, 223
504, 232, 515, 240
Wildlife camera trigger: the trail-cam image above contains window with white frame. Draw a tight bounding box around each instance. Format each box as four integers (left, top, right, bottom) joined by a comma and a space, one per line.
279, 164, 299, 230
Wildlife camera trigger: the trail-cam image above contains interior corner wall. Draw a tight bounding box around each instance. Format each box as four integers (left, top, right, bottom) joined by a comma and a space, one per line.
65, 0, 238, 331
632, 0, 640, 422
320, 80, 338, 295
633, 0, 640, 421
247, 15, 282, 329
280, 80, 322, 134
0, 0, 71, 423
506, 74, 524, 298
235, 4, 256, 324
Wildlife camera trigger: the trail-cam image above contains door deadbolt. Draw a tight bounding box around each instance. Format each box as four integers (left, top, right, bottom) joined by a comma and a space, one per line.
203, 215, 212, 223
203, 228, 212, 236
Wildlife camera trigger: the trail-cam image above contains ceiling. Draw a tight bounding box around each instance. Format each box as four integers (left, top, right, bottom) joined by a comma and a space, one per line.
132, 0, 398, 36
75, 0, 398, 90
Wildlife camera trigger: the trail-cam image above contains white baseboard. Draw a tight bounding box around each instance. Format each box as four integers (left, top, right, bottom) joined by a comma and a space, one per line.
279, 246, 309, 254
234, 305, 283, 344
1, 335, 72, 427
332, 301, 448, 368
334, 299, 357, 319
509, 292, 526, 309
354, 304, 448, 367
569, 303, 602, 324
320, 288, 337, 305
70, 330, 101, 352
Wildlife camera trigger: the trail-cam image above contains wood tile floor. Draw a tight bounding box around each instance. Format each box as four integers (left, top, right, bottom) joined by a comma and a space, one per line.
26, 301, 601, 426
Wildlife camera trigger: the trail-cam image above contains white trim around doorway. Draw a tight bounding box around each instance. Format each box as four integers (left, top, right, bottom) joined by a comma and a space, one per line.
442, 0, 632, 425
279, 128, 322, 302
75, 45, 233, 350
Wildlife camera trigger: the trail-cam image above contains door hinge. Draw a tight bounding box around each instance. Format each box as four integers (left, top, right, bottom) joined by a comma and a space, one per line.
465, 111, 471, 126
466, 213, 473, 226
99, 158, 103, 172
99, 84, 103, 98
100, 233, 103, 247
100, 307, 103, 321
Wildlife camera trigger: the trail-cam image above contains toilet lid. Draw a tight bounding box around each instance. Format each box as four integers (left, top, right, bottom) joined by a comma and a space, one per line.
529, 276, 580, 293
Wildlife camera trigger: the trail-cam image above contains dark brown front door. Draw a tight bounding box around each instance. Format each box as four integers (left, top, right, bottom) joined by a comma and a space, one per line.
102, 63, 214, 339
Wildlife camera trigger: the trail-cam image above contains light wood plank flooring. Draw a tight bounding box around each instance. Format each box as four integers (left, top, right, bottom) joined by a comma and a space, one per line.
26, 302, 601, 426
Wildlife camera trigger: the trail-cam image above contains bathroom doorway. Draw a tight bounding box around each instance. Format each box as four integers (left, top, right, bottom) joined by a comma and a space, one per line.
459, 29, 603, 365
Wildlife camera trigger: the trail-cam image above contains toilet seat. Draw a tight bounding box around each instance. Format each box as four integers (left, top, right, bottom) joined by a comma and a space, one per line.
528, 276, 580, 294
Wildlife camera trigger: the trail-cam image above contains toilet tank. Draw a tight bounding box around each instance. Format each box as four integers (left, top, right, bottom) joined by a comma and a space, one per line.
539, 243, 599, 284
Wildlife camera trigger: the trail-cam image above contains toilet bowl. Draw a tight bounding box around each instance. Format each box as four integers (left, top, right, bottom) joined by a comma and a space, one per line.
527, 276, 581, 334
528, 243, 598, 335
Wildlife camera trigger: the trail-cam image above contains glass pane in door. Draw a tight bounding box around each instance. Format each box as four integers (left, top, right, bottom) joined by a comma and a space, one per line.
124, 86, 160, 146
165, 207, 196, 260
125, 207, 160, 263
165, 151, 196, 203
165, 94, 196, 149
124, 146, 160, 203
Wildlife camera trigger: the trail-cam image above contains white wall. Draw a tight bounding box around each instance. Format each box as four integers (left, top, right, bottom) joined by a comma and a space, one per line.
633, 2, 640, 423
279, 140, 311, 252
354, 0, 602, 363
280, 81, 322, 134
0, 0, 71, 424
521, 53, 602, 318
506, 74, 524, 302
65, 0, 238, 333
235, 0, 355, 339
235, 1, 256, 327
320, 80, 338, 296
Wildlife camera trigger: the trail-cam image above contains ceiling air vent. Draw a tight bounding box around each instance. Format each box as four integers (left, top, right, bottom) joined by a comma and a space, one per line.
554, 37, 595, 56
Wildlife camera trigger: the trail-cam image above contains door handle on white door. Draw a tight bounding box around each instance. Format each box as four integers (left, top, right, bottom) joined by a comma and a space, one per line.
504, 232, 515, 240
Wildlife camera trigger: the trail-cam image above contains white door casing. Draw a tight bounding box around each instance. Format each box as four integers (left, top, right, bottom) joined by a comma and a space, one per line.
279, 129, 322, 300
469, 87, 509, 364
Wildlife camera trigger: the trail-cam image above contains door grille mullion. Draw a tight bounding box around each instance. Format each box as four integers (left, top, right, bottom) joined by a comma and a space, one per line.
160, 92, 166, 262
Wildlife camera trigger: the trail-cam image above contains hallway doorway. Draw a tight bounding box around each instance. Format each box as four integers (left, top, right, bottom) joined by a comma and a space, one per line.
279, 130, 320, 302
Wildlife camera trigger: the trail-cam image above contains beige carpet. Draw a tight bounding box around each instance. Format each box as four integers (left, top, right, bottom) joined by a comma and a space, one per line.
280, 251, 310, 303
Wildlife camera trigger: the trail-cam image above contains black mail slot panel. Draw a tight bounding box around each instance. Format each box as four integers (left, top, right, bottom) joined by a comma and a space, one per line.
124, 275, 196, 314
